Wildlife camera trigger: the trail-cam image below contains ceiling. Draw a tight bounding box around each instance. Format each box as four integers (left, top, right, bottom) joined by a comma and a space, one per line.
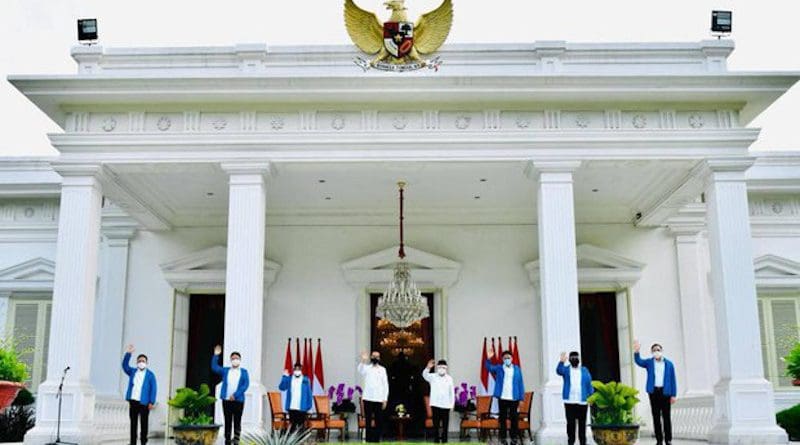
105, 160, 697, 228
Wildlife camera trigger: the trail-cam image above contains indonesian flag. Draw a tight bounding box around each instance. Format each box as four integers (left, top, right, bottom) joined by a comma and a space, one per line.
497, 337, 504, 360
307, 338, 315, 388
284, 338, 293, 374
489, 338, 499, 414
313, 339, 325, 395
512, 336, 521, 366
479, 337, 489, 393
303, 338, 312, 380
296, 338, 301, 368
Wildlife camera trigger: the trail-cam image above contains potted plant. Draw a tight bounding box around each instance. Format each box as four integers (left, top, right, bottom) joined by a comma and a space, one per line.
0, 340, 28, 413
453, 383, 477, 415
328, 383, 361, 417
0, 387, 35, 442
587, 381, 641, 445
776, 403, 800, 441
168, 384, 221, 445
242, 427, 312, 445
783, 342, 800, 386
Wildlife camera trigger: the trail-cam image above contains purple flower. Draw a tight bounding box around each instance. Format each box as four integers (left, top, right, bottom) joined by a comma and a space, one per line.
355, 386, 363, 394
347, 387, 355, 399
336, 391, 344, 404
457, 391, 468, 406
328, 386, 335, 399
461, 382, 468, 391
469, 386, 477, 399
337, 383, 345, 394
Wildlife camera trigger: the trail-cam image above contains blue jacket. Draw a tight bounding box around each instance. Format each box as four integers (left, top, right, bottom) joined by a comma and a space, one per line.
211, 355, 250, 402
278, 374, 313, 412
634, 353, 677, 397
485, 360, 525, 401
556, 362, 594, 402
122, 352, 157, 406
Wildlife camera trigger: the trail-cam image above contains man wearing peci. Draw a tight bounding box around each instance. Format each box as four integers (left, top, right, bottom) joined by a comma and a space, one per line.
556, 351, 594, 445
634, 340, 677, 445
421, 359, 455, 443
212, 345, 250, 445
122, 344, 157, 445
358, 350, 389, 443
485, 349, 525, 445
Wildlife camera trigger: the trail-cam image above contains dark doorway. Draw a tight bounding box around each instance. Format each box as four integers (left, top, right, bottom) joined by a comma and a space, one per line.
579, 292, 621, 383
186, 294, 225, 417
370, 292, 434, 439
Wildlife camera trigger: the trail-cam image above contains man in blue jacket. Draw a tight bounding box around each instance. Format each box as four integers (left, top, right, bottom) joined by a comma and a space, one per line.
278, 362, 313, 432
486, 350, 524, 445
122, 344, 157, 445
634, 340, 677, 445
556, 351, 594, 445
212, 345, 250, 445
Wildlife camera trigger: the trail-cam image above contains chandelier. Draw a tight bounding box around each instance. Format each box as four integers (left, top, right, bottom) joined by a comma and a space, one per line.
375, 181, 430, 328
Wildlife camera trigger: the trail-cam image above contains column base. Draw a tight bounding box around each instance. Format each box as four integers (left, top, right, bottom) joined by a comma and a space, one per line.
709, 378, 787, 445
535, 380, 567, 445
24, 381, 97, 445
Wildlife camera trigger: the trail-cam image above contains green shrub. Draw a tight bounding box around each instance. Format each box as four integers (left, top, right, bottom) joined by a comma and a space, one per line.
242, 428, 312, 445
587, 381, 640, 426
0, 340, 29, 383
168, 384, 216, 425
777, 403, 800, 440
784, 342, 800, 381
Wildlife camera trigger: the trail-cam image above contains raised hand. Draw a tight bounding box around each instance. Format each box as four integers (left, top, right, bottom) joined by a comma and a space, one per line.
560, 352, 567, 363
487, 350, 494, 360
361, 351, 369, 362
427, 359, 435, 369
214, 345, 222, 355
633, 340, 641, 353
126, 344, 135, 353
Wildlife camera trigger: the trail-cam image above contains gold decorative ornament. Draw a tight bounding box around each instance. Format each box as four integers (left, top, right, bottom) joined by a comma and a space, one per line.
344, 0, 453, 72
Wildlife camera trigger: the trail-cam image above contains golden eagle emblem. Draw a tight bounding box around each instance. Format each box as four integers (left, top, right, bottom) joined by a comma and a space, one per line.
344, 0, 453, 71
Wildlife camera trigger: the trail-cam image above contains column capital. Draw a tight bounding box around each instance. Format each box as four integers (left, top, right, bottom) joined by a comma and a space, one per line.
700, 157, 755, 184
220, 161, 276, 177
524, 160, 581, 182
52, 163, 104, 187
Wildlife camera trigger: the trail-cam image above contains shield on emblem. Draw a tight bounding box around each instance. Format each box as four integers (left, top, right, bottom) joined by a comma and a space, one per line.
383, 21, 414, 58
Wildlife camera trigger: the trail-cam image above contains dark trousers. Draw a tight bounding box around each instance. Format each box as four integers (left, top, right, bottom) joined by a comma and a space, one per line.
565, 403, 588, 445
128, 401, 149, 445
497, 399, 520, 444
431, 407, 450, 443
363, 400, 384, 443
649, 388, 672, 443
288, 409, 308, 432
222, 400, 245, 444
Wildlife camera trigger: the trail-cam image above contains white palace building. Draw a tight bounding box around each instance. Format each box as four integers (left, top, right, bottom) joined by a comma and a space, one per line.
2, 39, 800, 444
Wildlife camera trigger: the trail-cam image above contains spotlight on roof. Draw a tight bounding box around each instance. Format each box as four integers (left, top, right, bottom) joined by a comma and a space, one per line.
711, 10, 732, 37
77, 19, 98, 44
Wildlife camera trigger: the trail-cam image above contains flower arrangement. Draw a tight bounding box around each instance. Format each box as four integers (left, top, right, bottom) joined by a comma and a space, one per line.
328, 383, 362, 413
395, 404, 408, 417
453, 383, 477, 413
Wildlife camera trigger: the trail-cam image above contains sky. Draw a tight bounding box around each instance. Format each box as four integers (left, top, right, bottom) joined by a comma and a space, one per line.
1, 0, 798, 156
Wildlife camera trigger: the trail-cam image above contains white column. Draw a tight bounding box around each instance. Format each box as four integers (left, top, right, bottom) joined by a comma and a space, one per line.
669, 221, 715, 396
220, 162, 270, 433
529, 161, 582, 445
0, 291, 11, 335
25, 165, 103, 445
91, 210, 137, 396
704, 159, 787, 444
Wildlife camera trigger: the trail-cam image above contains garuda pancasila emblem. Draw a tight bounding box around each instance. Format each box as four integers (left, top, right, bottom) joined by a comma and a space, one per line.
344, 0, 453, 72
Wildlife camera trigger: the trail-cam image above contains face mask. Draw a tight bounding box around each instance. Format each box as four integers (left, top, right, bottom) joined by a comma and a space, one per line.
293, 370, 302, 377
231, 359, 241, 368
137, 362, 147, 370
653, 351, 663, 359
569, 357, 580, 367
371, 357, 379, 365
503, 358, 512, 366
437, 367, 447, 376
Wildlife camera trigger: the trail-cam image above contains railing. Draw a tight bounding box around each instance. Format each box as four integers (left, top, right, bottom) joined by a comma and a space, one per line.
94, 396, 129, 442
670, 395, 714, 440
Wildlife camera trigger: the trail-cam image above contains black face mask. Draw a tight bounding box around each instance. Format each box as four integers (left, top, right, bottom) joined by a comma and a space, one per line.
371, 358, 379, 365
569, 357, 580, 367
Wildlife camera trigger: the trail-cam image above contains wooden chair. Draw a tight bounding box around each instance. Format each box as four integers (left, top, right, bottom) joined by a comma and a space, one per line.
460, 395, 491, 440
313, 395, 347, 442
357, 398, 376, 439
266, 392, 289, 431
518, 391, 534, 440
423, 396, 434, 440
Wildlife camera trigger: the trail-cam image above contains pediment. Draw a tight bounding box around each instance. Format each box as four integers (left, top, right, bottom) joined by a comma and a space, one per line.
525, 244, 645, 290
160, 245, 281, 293
754, 254, 800, 289
341, 245, 461, 288
0, 257, 55, 292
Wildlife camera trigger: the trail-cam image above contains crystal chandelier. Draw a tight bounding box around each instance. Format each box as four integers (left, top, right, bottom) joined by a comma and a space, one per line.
376, 181, 430, 328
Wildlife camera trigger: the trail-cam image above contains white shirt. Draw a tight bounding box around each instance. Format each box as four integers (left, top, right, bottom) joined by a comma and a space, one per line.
501, 364, 515, 401
358, 363, 389, 402
290, 375, 303, 411
421, 369, 455, 409
654, 359, 665, 388
567, 366, 586, 405
131, 369, 146, 401
226, 367, 241, 399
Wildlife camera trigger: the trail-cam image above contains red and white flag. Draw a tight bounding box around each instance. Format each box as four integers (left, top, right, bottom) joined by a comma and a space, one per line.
295, 338, 301, 368
284, 338, 293, 373
314, 338, 325, 395
489, 338, 499, 414
512, 336, 521, 366
479, 337, 489, 394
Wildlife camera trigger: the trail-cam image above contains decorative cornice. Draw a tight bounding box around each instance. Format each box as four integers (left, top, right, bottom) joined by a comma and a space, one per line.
160, 245, 280, 294
342, 245, 461, 290
0, 257, 55, 292
754, 254, 800, 289
525, 244, 645, 290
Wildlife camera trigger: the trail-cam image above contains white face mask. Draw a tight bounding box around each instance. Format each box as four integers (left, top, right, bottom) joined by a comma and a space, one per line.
653, 351, 663, 360
437, 367, 447, 376
231, 359, 241, 368
293, 370, 302, 377
137, 362, 147, 370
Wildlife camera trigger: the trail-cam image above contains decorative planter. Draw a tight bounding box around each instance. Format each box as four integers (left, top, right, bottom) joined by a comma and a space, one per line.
792, 378, 800, 387
0, 381, 24, 412
172, 424, 222, 445
590, 424, 640, 445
